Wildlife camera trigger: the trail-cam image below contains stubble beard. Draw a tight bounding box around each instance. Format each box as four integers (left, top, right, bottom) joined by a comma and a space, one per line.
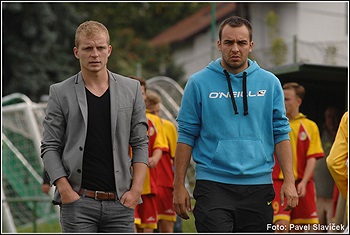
223, 57, 246, 73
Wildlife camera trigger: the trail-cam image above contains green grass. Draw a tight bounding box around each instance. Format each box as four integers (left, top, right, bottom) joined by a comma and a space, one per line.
13, 217, 195, 233
15, 217, 61, 233
181, 212, 196, 233
8, 201, 197, 233
180, 198, 197, 233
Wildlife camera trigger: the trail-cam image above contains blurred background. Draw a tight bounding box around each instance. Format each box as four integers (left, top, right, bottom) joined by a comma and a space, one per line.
2, 1, 348, 233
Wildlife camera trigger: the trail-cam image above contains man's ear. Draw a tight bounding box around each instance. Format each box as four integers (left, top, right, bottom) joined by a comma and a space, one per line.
108, 45, 112, 57
249, 41, 254, 53
217, 39, 222, 51
73, 47, 79, 59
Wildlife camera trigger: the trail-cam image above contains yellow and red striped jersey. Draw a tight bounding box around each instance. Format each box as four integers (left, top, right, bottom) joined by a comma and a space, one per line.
273, 113, 324, 180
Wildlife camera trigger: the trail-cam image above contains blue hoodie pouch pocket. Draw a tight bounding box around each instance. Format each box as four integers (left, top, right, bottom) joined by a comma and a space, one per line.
211, 139, 269, 175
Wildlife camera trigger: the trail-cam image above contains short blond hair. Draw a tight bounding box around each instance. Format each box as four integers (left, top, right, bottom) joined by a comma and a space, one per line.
75, 20, 110, 48
283, 82, 305, 100
145, 91, 161, 111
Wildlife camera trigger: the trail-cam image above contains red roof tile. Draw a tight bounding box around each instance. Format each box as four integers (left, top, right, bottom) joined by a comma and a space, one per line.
150, 2, 237, 47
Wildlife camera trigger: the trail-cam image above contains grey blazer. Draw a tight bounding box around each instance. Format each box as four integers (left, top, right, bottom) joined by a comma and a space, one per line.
40, 70, 149, 205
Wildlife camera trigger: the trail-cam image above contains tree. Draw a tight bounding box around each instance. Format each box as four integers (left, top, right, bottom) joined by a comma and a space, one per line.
70, 2, 206, 81
265, 10, 287, 66
2, 2, 84, 101
2, 2, 206, 100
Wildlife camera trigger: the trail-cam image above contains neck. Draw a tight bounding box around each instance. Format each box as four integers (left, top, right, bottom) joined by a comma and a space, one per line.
287, 110, 299, 120
81, 69, 109, 97
81, 69, 109, 86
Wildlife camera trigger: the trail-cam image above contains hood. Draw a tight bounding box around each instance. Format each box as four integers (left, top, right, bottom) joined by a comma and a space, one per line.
207, 58, 260, 77
207, 58, 260, 116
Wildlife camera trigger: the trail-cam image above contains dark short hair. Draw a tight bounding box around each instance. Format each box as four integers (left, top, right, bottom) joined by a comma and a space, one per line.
128, 75, 146, 91
218, 16, 253, 42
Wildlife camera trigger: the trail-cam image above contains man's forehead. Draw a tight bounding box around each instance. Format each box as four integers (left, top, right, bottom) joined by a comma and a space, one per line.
222, 25, 249, 37
80, 38, 108, 46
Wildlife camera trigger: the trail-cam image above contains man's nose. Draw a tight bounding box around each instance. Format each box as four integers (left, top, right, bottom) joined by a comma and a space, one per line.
231, 43, 239, 53
91, 48, 99, 56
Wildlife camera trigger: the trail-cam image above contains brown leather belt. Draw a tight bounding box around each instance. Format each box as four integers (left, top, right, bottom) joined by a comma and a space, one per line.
78, 188, 116, 201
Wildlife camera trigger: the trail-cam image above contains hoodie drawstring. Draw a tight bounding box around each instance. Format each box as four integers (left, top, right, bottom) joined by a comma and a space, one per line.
242, 72, 248, 115
224, 70, 239, 115
224, 70, 248, 116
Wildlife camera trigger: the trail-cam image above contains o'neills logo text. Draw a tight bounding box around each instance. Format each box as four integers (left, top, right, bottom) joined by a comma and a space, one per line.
209, 90, 267, 98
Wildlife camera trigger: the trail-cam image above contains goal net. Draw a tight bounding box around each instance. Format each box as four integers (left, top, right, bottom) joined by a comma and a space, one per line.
2, 93, 58, 232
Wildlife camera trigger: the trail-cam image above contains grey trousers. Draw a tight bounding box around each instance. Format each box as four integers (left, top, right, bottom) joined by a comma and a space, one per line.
59, 196, 135, 233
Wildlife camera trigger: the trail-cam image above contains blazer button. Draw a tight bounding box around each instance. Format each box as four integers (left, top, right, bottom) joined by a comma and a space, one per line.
79, 147, 83, 151
77, 169, 81, 173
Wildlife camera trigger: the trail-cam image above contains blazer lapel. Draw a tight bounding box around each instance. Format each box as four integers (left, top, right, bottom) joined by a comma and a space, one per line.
109, 71, 118, 141
75, 72, 88, 129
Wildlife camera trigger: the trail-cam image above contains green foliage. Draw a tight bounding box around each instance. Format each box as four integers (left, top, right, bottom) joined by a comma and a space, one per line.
2, 3, 84, 102
70, 2, 206, 39
271, 38, 288, 66
265, 10, 288, 66
3, 2, 206, 100
107, 27, 181, 80
265, 10, 279, 38
70, 2, 205, 81
325, 46, 337, 65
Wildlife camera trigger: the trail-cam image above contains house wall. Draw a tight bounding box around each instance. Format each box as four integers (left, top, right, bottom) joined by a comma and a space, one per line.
250, 2, 348, 67
173, 29, 220, 83
297, 2, 347, 41
295, 2, 348, 65
172, 2, 347, 83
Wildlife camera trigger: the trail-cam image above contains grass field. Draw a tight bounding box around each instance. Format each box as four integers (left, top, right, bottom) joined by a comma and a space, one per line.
12, 213, 197, 233
181, 212, 196, 233
8, 198, 198, 233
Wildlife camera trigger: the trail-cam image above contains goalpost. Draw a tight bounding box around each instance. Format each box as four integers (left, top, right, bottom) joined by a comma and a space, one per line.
2, 93, 58, 232
147, 76, 195, 196
1, 77, 194, 232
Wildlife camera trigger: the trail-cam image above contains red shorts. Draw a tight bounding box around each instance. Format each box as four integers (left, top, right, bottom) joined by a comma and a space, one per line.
134, 194, 158, 229
272, 179, 319, 224
157, 186, 176, 222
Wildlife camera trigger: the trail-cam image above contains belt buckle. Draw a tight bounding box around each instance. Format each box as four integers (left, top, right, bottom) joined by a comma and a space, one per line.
94, 191, 104, 200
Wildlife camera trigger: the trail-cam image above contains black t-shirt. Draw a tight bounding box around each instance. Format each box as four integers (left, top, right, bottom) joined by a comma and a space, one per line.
81, 87, 116, 191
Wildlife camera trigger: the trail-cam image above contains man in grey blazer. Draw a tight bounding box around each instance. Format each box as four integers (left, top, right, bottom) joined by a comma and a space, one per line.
40, 20, 149, 233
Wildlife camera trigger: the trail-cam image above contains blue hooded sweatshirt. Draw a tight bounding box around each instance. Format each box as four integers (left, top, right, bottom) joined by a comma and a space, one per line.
177, 58, 291, 185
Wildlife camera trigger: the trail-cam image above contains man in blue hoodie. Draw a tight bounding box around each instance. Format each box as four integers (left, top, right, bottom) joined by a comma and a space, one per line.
173, 16, 299, 232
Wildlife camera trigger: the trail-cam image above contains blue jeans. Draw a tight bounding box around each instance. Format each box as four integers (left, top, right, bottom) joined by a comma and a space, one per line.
60, 196, 135, 233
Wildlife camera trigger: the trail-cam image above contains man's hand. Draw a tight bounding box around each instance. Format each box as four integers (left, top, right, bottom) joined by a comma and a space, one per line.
280, 181, 299, 211
120, 189, 140, 209
173, 184, 192, 220
41, 184, 51, 194
55, 177, 80, 204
